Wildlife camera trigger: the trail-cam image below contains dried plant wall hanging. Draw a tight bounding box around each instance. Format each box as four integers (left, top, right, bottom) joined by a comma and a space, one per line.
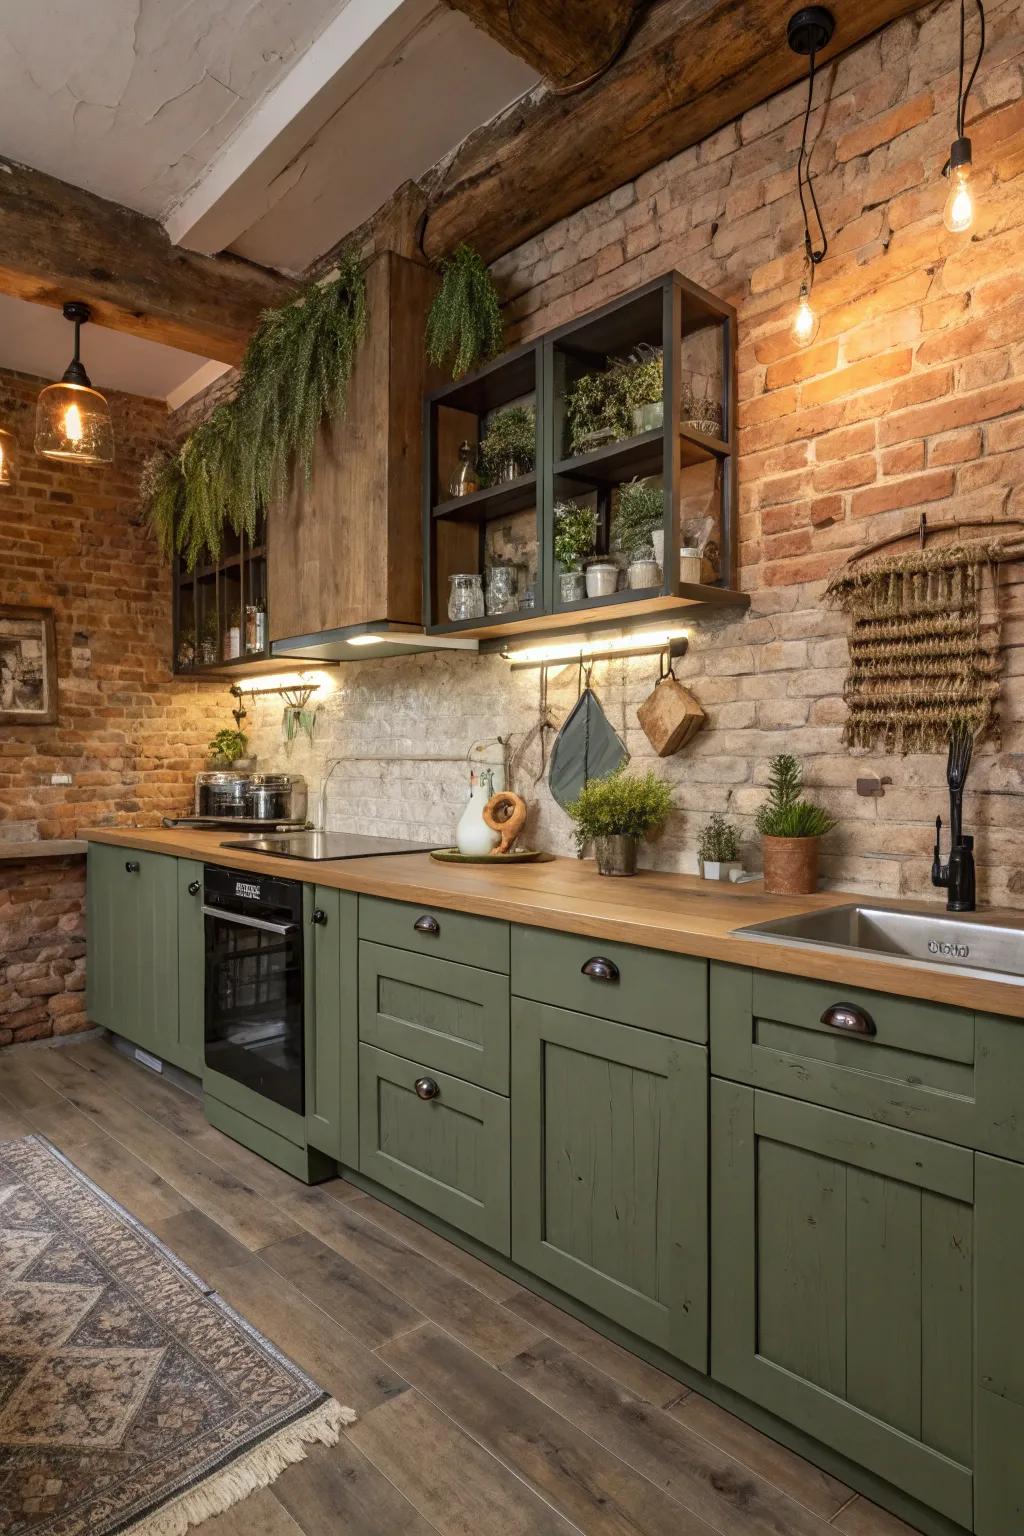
823, 532, 1023, 753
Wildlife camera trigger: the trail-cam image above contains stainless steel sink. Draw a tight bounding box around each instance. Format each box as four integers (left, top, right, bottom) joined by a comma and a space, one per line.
735, 904, 1024, 981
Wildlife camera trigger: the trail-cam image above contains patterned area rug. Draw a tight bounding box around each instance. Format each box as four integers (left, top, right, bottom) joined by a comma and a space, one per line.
0, 1136, 355, 1536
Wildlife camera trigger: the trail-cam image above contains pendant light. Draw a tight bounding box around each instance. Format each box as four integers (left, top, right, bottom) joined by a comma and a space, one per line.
943, 0, 985, 232
0, 427, 16, 488
35, 302, 114, 465
787, 7, 835, 346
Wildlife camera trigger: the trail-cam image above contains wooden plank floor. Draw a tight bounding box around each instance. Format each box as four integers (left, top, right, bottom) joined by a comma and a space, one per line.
0, 1036, 923, 1536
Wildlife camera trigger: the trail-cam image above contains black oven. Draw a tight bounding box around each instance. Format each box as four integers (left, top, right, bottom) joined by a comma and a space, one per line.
203, 865, 305, 1114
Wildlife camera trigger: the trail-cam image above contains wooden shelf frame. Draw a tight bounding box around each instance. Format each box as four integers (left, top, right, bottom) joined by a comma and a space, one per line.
422, 270, 742, 639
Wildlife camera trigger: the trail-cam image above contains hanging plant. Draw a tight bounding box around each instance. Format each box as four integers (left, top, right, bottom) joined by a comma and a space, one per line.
141, 250, 367, 569
426, 244, 504, 380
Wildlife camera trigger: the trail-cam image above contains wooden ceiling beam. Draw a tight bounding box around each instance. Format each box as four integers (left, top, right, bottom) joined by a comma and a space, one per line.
0, 159, 298, 365
424, 0, 923, 265
443, 0, 644, 91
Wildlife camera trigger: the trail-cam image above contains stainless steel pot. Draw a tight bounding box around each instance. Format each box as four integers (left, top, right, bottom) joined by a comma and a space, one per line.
247, 774, 307, 823
195, 771, 251, 819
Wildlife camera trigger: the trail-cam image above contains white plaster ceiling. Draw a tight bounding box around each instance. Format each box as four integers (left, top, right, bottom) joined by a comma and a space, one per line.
0, 293, 227, 404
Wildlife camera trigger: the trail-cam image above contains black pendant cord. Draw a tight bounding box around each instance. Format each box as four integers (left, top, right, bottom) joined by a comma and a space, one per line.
797, 48, 828, 273
956, 0, 986, 138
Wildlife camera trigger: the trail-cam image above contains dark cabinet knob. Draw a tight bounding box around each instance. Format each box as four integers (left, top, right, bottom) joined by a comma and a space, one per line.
188, 880, 201, 896
125, 860, 140, 874
414, 914, 440, 937
414, 1076, 440, 1101
311, 908, 328, 926
820, 1002, 876, 1037
581, 956, 620, 983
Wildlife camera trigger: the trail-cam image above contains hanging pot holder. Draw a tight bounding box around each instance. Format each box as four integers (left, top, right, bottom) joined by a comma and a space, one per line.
547, 681, 627, 810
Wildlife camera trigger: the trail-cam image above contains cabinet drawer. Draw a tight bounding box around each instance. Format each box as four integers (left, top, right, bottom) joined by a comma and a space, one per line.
358, 1043, 510, 1253
712, 964, 1024, 1157
511, 925, 707, 1042
360, 895, 509, 973
359, 942, 509, 1093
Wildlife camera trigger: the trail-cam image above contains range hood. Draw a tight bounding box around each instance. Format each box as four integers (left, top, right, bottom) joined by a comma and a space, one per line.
272, 620, 478, 662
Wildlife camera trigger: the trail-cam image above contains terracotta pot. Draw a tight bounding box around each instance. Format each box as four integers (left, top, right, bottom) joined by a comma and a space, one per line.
761, 835, 820, 896
594, 834, 638, 877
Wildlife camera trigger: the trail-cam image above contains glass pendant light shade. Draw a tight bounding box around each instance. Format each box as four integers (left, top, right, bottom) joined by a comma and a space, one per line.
0, 426, 16, 488
35, 381, 114, 463
34, 302, 115, 466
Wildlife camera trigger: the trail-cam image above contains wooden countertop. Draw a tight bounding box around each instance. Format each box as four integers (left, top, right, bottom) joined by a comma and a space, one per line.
81, 826, 1024, 1020
1, 839, 88, 862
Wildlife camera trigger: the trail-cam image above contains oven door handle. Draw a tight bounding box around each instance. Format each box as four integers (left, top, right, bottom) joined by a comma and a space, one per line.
202, 906, 299, 936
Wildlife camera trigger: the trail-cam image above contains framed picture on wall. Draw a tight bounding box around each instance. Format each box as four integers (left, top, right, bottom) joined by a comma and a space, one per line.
0, 605, 58, 725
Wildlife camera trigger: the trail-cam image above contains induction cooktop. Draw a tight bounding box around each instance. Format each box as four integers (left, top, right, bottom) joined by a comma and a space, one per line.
218, 831, 438, 861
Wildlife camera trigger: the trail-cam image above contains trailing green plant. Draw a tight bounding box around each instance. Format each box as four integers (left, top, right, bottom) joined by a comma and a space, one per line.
697, 812, 740, 864
755, 753, 837, 840
426, 244, 504, 379
566, 765, 674, 854
564, 348, 663, 456
609, 346, 663, 412
141, 251, 367, 569
553, 499, 597, 571
477, 404, 535, 484
613, 478, 663, 561
208, 727, 249, 765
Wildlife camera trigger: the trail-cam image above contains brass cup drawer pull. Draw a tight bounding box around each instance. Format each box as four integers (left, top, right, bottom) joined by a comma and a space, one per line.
581, 956, 620, 983
414, 914, 441, 936
414, 1076, 440, 1101
820, 1002, 877, 1037
125, 861, 140, 874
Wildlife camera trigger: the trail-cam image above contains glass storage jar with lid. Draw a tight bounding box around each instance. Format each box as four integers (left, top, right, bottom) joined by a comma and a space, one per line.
448, 573, 485, 622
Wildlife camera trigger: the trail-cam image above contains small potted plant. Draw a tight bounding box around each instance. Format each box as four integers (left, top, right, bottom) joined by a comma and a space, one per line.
566, 765, 674, 877
554, 499, 596, 603
697, 812, 742, 881
613, 345, 664, 436
208, 727, 250, 768
478, 404, 536, 485
755, 753, 837, 895
613, 478, 664, 589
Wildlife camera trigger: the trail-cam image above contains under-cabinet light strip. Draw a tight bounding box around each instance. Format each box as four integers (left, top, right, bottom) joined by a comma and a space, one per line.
503, 628, 690, 669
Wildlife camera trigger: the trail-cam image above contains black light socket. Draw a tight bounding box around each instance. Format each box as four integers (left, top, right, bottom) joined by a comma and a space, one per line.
787, 6, 835, 56
949, 134, 973, 171
59, 300, 94, 388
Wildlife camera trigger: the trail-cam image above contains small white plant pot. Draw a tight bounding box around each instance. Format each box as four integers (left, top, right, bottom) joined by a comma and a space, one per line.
585, 562, 619, 598
632, 400, 664, 436
701, 860, 743, 882
679, 550, 703, 584
627, 558, 661, 590
559, 570, 586, 603
651, 529, 665, 567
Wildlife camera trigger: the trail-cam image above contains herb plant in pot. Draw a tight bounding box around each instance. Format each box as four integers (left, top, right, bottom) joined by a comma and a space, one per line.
553, 499, 596, 603
755, 753, 836, 895
697, 812, 741, 882
567, 765, 674, 877
614, 478, 664, 589
477, 405, 535, 485
613, 345, 664, 436
208, 728, 250, 769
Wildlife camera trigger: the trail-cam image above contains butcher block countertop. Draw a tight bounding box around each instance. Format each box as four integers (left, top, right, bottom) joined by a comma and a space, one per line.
82, 826, 1024, 1019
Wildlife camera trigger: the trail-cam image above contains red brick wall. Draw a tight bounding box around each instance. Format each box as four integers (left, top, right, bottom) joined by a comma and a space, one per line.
0, 369, 222, 1042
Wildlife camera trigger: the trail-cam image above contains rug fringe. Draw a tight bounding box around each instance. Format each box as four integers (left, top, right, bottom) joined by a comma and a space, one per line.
121, 1398, 356, 1536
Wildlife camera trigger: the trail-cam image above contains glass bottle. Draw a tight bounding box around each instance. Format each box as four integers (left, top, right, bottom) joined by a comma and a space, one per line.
449, 440, 481, 498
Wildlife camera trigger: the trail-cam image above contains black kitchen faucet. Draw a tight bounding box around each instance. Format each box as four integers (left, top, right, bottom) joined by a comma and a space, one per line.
931, 728, 977, 913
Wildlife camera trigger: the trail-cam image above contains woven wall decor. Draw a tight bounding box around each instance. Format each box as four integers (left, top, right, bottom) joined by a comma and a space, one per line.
823, 537, 1019, 753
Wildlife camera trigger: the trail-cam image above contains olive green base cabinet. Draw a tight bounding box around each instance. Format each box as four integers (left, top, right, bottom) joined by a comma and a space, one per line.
975, 1154, 1024, 1536
511, 999, 708, 1369
174, 859, 205, 1077
358, 1042, 511, 1252
307, 886, 358, 1165
86, 844, 180, 1061
711, 1079, 974, 1530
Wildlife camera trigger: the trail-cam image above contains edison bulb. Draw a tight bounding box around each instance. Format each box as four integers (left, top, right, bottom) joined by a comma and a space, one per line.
63, 402, 84, 444
943, 164, 975, 233
792, 289, 818, 346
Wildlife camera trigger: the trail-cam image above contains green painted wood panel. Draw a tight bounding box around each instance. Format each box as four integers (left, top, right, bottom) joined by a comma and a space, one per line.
204, 1093, 333, 1184
711, 1079, 974, 1530
359, 895, 509, 973
511, 925, 708, 1042
975, 1153, 1024, 1535
711, 963, 1024, 1160
306, 886, 340, 1157
358, 1042, 510, 1253
511, 998, 707, 1368
174, 859, 205, 1077
359, 941, 510, 1092
86, 844, 122, 1029
87, 846, 178, 1057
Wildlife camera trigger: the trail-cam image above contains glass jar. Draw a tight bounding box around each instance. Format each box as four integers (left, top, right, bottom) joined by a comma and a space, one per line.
448, 573, 485, 622
485, 565, 519, 615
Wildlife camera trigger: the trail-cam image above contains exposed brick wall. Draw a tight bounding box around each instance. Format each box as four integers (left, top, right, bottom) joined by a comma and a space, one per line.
247, 0, 1024, 908
0, 369, 223, 1042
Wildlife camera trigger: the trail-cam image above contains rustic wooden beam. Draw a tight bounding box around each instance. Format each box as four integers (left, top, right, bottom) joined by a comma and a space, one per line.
444, 0, 643, 91
0, 159, 297, 365
424, 0, 922, 264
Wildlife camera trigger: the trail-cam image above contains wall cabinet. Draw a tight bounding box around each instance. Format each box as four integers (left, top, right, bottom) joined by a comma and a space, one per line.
86, 844, 180, 1063
511, 998, 708, 1368
712, 1079, 975, 1530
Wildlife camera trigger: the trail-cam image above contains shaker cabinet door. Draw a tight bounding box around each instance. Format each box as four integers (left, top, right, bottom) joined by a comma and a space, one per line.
86, 845, 178, 1058
511, 999, 708, 1368
174, 859, 205, 1077
711, 1080, 974, 1530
